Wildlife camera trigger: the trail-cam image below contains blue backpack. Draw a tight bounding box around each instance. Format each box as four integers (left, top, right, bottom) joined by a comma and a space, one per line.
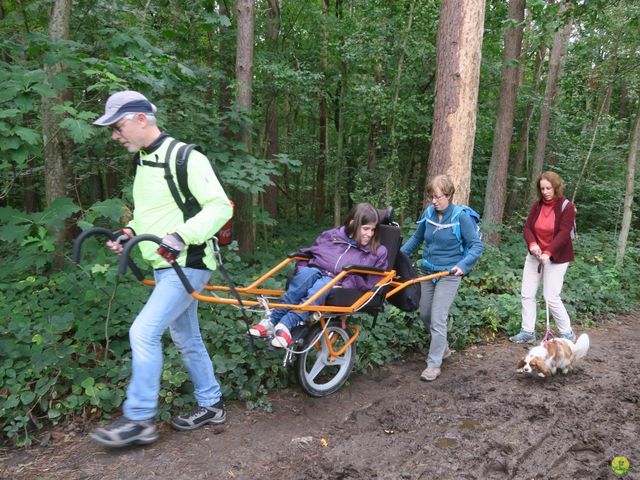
424, 204, 482, 255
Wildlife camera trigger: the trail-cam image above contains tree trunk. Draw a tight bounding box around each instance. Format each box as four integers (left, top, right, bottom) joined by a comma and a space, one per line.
615, 101, 640, 268
571, 90, 609, 202
504, 45, 546, 219
527, 1, 573, 203
367, 60, 382, 172
218, 0, 234, 138
426, 0, 486, 205
315, 0, 330, 221
263, 0, 281, 219
41, 0, 72, 270
333, 64, 347, 227
482, 0, 525, 245
389, 0, 416, 163
234, 0, 255, 255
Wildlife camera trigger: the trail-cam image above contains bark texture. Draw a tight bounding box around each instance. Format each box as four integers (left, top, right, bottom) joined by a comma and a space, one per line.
426, 0, 486, 205
528, 1, 573, 203
235, 0, 256, 254
483, 0, 525, 245
616, 101, 640, 267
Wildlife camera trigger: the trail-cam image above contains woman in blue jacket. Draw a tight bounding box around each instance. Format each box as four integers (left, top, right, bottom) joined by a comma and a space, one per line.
401, 175, 483, 381
250, 203, 388, 348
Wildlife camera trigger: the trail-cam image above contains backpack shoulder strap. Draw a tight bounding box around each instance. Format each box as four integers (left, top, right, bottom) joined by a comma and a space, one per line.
561, 199, 569, 211
162, 139, 188, 215
450, 205, 464, 221
417, 205, 435, 223
174, 144, 202, 219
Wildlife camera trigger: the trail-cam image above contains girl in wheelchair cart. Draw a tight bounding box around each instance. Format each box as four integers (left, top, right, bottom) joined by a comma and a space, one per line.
249, 202, 388, 348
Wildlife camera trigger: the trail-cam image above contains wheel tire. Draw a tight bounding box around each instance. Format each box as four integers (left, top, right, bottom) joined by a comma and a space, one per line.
295, 319, 356, 397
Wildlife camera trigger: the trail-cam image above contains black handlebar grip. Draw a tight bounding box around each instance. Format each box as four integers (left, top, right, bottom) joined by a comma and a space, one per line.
118, 234, 195, 293
72, 227, 115, 264
118, 234, 161, 275
72, 227, 145, 280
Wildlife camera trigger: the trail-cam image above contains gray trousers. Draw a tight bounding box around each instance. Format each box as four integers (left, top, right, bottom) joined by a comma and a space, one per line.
420, 275, 462, 368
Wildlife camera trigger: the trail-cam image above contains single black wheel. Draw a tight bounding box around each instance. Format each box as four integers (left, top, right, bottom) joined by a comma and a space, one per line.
295, 319, 356, 397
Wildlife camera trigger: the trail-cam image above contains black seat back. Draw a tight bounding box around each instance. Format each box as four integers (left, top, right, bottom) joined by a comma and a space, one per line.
324, 207, 401, 312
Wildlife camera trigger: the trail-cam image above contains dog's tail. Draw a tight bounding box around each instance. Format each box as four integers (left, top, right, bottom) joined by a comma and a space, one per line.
571, 333, 590, 360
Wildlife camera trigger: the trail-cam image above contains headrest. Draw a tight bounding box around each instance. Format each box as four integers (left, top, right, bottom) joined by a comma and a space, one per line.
377, 207, 394, 225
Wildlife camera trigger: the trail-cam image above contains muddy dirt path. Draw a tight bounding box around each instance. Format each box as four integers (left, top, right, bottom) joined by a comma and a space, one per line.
2, 313, 639, 480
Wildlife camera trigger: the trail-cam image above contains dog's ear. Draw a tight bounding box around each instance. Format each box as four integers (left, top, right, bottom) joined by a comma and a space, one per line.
516, 358, 526, 369
531, 357, 551, 377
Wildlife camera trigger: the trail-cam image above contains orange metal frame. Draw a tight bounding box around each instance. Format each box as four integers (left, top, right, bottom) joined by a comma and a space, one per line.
139, 255, 450, 359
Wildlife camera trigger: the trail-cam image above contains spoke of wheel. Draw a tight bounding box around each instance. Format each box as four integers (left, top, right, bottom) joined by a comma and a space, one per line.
307, 353, 327, 382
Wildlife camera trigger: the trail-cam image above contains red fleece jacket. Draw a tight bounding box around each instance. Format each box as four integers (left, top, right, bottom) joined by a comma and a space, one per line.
523, 197, 575, 263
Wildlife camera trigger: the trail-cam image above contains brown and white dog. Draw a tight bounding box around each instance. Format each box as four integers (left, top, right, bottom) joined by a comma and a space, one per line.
517, 334, 590, 378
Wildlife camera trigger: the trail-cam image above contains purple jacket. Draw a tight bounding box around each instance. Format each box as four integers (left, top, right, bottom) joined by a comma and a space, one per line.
298, 227, 388, 291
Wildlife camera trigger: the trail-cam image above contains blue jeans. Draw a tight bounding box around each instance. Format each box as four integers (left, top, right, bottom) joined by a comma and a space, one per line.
419, 275, 462, 369
123, 267, 221, 421
271, 267, 332, 330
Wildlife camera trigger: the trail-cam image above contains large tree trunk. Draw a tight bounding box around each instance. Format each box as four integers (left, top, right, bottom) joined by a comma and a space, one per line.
333, 64, 347, 227
218, 1, 234, 138
389, 0, 416, 163
315, 0, 330, 221
367, 60, 382, 173
426, 0, 485, 205
527, 1, 572, 203
41, 0, 72, 270
234, 0, 255, 255
616, 101, 640, 268
482, 0, 525, 245
263, 0, 281, 220
504, 44, 546, 219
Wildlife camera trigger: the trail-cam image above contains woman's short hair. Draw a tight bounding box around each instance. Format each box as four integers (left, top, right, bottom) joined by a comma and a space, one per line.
537, 171, 564, 199
343, 202, 381, 253
426, 174, 455, 199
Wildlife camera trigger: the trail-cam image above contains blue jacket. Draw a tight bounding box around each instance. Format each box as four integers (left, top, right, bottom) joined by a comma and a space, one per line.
298, 227, 388, 291
400, 204, 483, 274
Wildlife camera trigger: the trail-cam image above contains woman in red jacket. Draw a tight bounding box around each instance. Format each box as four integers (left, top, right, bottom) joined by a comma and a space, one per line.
510, 171, 577, 344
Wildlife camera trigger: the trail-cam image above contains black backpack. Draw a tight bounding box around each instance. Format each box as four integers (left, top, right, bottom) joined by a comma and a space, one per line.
387, 251, 421, 312
162, 140, 233, 245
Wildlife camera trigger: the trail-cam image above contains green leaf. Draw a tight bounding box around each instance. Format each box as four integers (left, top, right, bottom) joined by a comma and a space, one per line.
47, 408, 62, 419
88, 198, 127, 222
14, 127, 41, 145
0, 109, 20, 119
91, 264, 110, 274
81, 377, 95, 389
59, 117, 95, 143
20, 390, 36, 405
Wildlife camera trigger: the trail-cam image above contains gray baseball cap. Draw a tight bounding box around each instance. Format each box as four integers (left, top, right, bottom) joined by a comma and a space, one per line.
93, 91, 157, 126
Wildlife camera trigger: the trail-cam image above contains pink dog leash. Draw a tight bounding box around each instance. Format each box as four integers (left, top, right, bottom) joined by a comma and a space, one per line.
537, 261, 555, 342
542, 301, 554, 341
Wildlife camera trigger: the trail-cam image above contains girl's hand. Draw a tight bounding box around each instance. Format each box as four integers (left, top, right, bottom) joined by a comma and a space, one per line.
538, 253, 550, 265
529, 245, 542, 256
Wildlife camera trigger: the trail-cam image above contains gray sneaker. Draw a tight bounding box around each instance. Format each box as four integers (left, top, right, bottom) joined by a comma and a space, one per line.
171, 401, 226, 431
558, 330, 576, 341
90, 416, 158, 448
420, 366, 441, 382
509, 330, 536, 344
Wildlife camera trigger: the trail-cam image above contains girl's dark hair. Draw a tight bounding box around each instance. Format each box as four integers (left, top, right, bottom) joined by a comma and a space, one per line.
343, 203, 381, 253
537, 171, 564, 199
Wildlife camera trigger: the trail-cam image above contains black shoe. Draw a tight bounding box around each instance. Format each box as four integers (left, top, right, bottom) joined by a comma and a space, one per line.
171, 400, 226, 431
90, 416, 158, 448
